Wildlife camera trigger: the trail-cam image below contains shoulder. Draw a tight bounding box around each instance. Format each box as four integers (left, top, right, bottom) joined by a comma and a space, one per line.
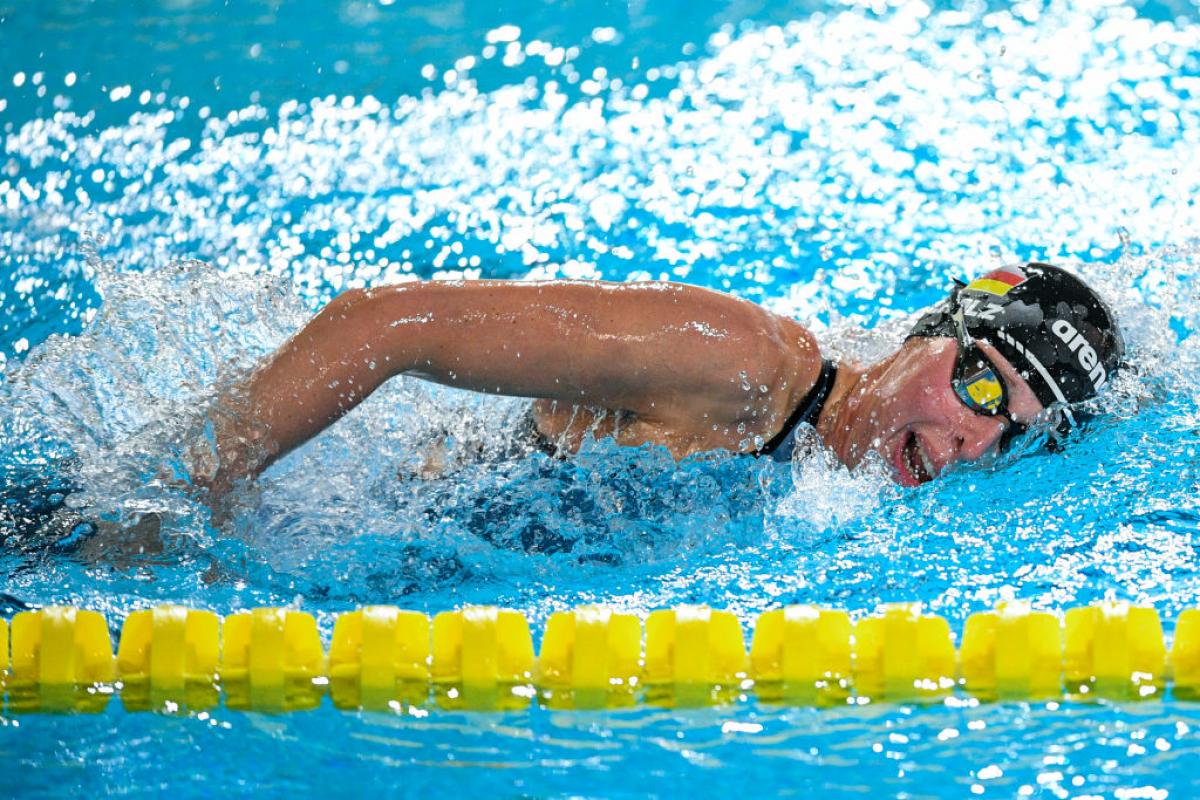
634, 282, 824, 396
748, 312, 825, 423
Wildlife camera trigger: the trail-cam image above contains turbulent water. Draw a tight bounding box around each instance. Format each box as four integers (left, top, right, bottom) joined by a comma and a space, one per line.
2, 0, 1200, 794
2, 0, 1200, 622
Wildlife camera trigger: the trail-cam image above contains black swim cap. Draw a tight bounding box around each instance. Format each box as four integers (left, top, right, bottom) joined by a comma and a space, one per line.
908, 262, 1125, 423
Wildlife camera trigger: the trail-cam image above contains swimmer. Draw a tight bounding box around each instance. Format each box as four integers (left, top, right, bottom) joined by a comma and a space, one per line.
193, 262, 1124, 499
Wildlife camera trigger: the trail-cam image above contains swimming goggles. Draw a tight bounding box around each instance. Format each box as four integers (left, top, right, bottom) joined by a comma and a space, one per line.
947, 301, 1029, 452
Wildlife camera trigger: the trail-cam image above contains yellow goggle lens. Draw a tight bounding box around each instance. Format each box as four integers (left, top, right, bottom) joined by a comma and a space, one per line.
964, 373, 1003, 410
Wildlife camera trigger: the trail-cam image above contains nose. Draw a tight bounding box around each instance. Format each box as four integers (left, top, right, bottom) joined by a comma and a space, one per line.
957, 414, 1007, 463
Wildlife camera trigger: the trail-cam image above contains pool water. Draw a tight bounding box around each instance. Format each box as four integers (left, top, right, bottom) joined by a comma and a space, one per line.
3, 0, 1200, 796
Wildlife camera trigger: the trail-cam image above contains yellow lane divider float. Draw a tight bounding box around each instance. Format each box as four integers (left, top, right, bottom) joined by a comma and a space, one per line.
539, 606, 640, 710
330, 606, 430, 711
117, 605, 220, 711
432, 606, 534, 711
3, 601, 1200, 713
7, 606, 114, 712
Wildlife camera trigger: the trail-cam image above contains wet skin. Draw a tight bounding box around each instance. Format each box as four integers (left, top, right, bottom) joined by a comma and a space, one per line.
811, 336, 1045, 487
199, 279, 1042, 497
531, 334, 1042, 487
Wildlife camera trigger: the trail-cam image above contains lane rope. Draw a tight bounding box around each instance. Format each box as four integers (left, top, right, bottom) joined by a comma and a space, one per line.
2, 601, 1197, 712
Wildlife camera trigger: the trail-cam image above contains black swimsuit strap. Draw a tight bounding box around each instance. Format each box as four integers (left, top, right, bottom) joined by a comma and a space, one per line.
756, 359, 838, 460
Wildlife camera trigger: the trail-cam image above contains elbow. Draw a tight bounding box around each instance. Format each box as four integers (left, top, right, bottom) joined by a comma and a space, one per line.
309, 287, 392, 368
318, 284, 424, 376
317, 286, 398, 339
322, 287, 373, 321
324, 283, 428, 323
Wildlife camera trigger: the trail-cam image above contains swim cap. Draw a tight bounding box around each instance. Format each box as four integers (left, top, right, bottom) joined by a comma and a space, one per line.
908, 262, 1125, 422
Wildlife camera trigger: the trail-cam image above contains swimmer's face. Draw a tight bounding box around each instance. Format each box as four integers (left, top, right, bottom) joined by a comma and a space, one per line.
826, 337, 1045, 486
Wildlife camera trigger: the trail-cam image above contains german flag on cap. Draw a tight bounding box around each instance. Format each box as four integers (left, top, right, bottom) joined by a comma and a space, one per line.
965, 268, 1027, 297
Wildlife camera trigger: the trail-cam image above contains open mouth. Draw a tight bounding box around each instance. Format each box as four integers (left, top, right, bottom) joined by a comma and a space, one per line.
894, 431, 936, 487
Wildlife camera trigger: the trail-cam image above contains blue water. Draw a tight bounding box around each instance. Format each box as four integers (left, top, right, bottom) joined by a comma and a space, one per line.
3, 0, 1200, 796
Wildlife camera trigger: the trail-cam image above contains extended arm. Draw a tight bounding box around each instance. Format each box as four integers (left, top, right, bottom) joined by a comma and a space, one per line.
195, 279, 820, 494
